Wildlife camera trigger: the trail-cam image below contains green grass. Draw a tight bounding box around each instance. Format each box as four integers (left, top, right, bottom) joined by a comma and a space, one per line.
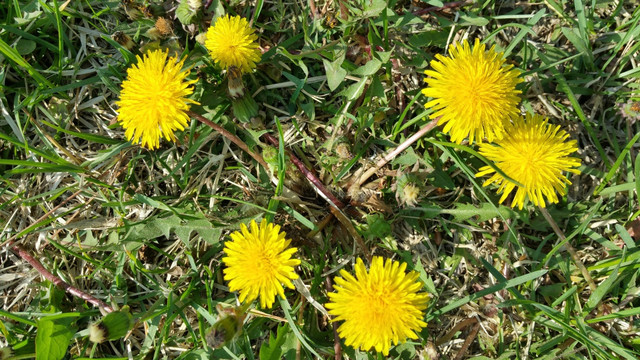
1, 0, 640, 359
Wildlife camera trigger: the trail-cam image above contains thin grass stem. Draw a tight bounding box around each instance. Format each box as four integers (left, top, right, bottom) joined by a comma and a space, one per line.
354, 117, 439, 189
539, 206, 597, 292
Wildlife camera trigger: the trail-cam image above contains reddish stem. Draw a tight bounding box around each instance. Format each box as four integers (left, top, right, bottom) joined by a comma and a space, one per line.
11, 244, 114, 313
454, 322, 480, 360
263, 133, 345, 209
188, 111, 270, 171
308, 0, 320, 19
263, 133, 371, 260
324, 273, 342, 360
412, 1, 469, 16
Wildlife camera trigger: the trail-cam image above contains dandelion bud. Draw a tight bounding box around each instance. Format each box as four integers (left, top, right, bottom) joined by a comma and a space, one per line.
112, 31, 135, 51
232, 94, 258, 123
395, 173, 423, 207
187, 0, 203, 11
87, 309, 133, 343
0, 347, 13, 360
620, 100, 640, 124
205, 304, 248, 349
226, 66, 245, 99
176, 0, 202, 25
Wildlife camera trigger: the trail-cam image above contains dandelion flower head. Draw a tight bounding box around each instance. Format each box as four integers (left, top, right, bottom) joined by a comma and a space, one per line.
476, 113, 581, 209
205, 15, 262, 73
326, 257, 430, 355
222, 220, 300, 309
116, 49, 198, 150
422, 39, 523, 144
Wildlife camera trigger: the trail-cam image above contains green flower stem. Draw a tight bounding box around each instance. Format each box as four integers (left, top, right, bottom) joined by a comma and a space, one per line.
539, 206, 597, 292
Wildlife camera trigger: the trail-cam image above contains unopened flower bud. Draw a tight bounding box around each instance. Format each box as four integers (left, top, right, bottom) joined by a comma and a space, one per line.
395, 173, 423, 207
176, 0, 202, 25
205, 304, 247, 349
88, 309, 133, 343
88, 322, 108, 344
227, 66, 245, 99
232, 94, 258, 123
112, 31, 135, 51
0, 347, 13, 360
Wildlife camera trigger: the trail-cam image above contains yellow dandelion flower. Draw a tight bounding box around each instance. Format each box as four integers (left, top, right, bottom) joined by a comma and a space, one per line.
422, 39, 523, 144
476, 113, 581, 209
326, 257, 430, 356
205, 15, 262, 73
222, 220, 300, 309
116, 50, 198, 150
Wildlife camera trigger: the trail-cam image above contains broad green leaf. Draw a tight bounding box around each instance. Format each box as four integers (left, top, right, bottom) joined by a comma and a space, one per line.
323, 58, 346, 91
459, 13, 490, 27
179, 348, 215, 360
16, 39, 36, 55
340, 77, 367, 101
361, 0, 386, 18
391, 147, 419, 166
364, 214, 391, 240
351, 59, 382, 76
413, 203, 516, 223
176, 0, 202, 24
36, 317, 75, 360
124, 214, 222, 246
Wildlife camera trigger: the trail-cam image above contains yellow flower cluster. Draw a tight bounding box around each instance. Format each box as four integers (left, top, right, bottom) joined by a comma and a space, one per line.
111, 15, 584, 356
116, 15, 260, 149
221, 219, 429, 356
422, 38, 581, 209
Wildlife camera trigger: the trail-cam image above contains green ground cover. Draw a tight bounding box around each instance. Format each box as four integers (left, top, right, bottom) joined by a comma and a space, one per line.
1, 0, 640, 359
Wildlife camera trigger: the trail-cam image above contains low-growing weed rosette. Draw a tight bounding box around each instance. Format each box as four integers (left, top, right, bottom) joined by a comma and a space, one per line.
116, 49, 198, 149
476, 113, 581, 209
422, 39, 522, 144
205, 15, 262, 73
326, 257, 430, 356
222, 220, 300, 309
